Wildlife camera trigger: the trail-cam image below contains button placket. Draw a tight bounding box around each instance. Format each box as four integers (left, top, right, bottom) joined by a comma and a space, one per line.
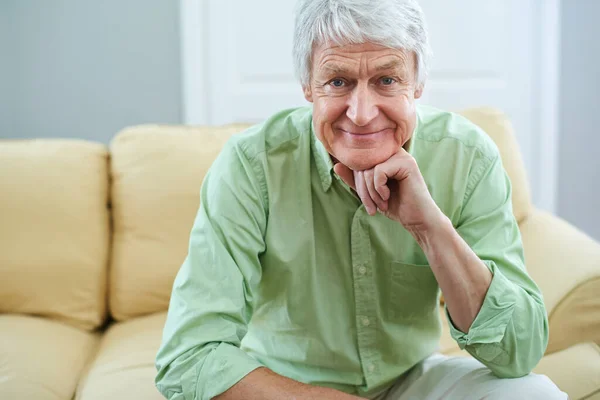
351, 211, 379, 384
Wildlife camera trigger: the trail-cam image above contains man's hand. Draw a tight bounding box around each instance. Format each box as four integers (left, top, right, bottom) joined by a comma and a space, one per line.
333, 148, 444, 233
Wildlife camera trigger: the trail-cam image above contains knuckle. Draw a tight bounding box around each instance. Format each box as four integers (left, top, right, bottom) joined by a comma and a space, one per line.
407, 154, 417, 167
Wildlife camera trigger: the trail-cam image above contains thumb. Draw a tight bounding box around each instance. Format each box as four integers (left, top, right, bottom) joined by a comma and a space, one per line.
333, 162, 356, 190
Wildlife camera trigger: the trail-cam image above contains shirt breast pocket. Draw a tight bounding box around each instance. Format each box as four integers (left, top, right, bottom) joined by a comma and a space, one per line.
388, 262, 440, 321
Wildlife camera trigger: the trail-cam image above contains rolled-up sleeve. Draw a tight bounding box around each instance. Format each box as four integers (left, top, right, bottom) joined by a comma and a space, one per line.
155, 139, 267, 399
447, 152, 549, 378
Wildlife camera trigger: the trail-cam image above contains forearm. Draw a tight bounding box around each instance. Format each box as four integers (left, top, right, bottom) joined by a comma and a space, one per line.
409, 214, 492, 333
410, 214, 548, 377
215, 368, 365, 400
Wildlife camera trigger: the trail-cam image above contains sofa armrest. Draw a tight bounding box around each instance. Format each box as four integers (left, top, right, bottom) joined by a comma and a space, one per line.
520, 209, 600, 354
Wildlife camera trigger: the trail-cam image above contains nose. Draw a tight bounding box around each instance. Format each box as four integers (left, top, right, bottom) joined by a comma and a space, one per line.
346, 82, 379, 127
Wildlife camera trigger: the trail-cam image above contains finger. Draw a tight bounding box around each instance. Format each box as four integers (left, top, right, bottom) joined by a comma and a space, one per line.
375, 153, 414, 185
364, 169, 388, 212
373, 165, 391, 201
333, 163, 356, 190
355, 171, 377, 216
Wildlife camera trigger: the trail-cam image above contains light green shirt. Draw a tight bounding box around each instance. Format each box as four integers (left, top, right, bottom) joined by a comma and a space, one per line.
155, 105, 548, 400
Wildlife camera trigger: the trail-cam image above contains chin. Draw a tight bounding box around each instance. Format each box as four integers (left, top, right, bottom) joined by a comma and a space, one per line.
336, 150, 391, 171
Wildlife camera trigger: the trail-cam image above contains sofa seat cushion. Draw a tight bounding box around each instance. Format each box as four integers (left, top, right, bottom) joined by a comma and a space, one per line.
77, 312, 167, 400
535, 343, 600, 400
0, 315, 99, 400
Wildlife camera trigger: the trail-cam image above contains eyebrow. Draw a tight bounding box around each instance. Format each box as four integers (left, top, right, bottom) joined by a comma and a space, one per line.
374, 60, 404, 72
321, 64, 353, 75
321, 59, 405, 76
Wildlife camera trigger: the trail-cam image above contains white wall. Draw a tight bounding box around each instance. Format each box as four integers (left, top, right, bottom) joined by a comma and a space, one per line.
0, 0, 182, 144
558, 1, 600, 241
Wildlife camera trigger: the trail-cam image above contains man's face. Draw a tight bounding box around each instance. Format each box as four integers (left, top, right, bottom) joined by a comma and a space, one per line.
304, 42, 422, 171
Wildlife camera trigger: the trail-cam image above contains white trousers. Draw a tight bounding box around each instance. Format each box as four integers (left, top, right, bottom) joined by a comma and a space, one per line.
373, 353, 568, 400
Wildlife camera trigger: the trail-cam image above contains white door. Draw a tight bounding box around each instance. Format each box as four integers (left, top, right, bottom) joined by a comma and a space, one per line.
180, 0, 560, 212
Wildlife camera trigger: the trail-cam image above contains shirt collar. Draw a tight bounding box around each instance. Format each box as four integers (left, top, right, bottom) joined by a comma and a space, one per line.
405, 110, 420, 155
310, 108, 420, 193
310, 119, 335, 192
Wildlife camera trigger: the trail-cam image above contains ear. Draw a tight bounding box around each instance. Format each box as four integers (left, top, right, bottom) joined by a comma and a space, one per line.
414, 84, 423, 99
303, 85, 314, 103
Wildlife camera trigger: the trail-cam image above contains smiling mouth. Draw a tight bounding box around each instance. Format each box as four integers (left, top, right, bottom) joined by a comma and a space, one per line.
338, 128, 394, 138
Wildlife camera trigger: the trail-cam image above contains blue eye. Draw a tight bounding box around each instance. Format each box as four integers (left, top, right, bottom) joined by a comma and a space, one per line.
330, 79, 345, 87
381, 77, 396, 85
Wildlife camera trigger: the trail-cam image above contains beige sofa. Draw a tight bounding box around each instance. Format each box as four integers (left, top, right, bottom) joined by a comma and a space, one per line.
1, 108, 599, 400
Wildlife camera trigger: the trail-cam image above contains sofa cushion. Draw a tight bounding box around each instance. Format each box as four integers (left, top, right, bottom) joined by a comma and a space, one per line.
0, 315, 99, 400
108, 124, 249, 321
534, 342, 600, 400
520, 210, 600, 354
0, 139, 110, 330
76, 312, 167, 400
458, 108, 532, 223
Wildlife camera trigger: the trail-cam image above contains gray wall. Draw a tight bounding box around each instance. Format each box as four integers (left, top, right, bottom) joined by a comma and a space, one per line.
0, 0, 182, 144
558, 1, 600, 241
0, 2, 15, 137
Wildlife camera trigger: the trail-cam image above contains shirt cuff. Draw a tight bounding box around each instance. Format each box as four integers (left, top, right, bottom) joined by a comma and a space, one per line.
446, 261, 516, 348
186, 342, 264, 400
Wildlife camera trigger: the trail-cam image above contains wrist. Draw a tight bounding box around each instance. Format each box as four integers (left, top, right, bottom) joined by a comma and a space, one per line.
408, 211, 453, 250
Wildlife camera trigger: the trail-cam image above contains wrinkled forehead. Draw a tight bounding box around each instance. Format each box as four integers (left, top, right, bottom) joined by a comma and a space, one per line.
312, 41, 416, 76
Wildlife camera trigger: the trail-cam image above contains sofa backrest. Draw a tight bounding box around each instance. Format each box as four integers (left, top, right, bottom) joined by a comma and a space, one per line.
107, 108, 532, 321
108, 124, 250, 321
0, 139, 110, 331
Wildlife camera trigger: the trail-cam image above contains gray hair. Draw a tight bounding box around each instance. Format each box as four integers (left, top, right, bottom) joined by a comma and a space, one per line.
293, 0, 432, 88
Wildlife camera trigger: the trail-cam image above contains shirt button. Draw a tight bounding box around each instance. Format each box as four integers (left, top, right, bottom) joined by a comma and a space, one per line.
362, 317, 370, 327
358, 266, 367, 275
368, 364, 375, 373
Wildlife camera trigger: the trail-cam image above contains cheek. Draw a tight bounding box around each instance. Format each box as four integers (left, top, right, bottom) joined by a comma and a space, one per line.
314, 97, 347, 126
382, 98, 417, 139
387, 94, 415, 118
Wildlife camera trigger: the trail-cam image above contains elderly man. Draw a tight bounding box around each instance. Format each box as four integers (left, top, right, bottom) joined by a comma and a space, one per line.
156, 1, 566, 399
